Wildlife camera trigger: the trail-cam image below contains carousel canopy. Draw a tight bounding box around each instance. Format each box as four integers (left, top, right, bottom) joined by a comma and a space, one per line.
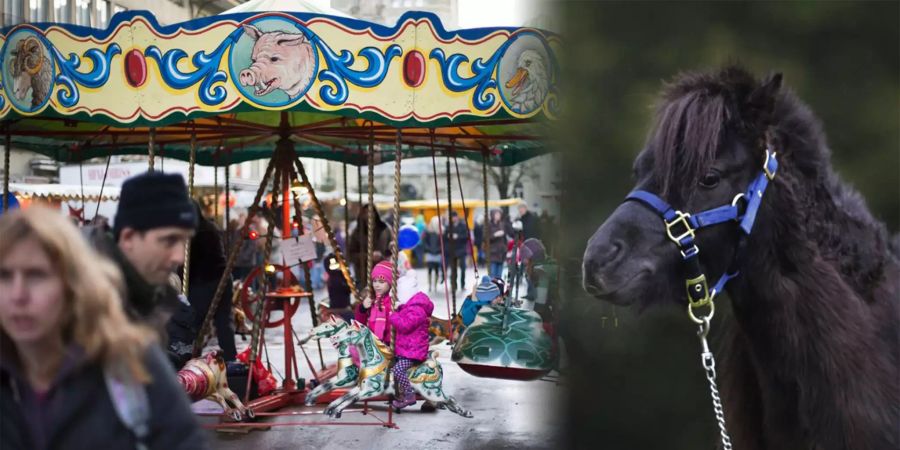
0, 10, 558, 167
10, 182, 120, 201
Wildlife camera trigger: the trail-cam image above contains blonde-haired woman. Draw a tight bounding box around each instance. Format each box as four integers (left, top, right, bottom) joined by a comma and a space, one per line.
0, 207, 208, 449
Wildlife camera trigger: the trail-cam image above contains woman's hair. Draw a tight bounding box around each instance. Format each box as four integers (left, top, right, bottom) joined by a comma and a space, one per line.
428, 216, 440, 233
0, 207, 154, 383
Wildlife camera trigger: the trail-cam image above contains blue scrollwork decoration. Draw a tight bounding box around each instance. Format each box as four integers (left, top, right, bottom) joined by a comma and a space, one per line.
309, 34, 402, 106
429, 44, 508, 112
53, 44, 121, 108
146, 39, 231, 106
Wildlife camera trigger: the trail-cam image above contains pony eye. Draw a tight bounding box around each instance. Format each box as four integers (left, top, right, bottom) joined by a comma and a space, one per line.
699, 172, 720, 188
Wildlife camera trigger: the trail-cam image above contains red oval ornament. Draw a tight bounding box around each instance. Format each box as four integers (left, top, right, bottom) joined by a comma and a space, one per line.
124, 49, 147, 87
403, 50, 425, 88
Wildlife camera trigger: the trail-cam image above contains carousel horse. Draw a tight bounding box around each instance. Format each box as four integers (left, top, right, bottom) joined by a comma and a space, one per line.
427, 315, 464, 345
321, 319, 472, 419
296, 318, 359, 405
176, 350, 254, 421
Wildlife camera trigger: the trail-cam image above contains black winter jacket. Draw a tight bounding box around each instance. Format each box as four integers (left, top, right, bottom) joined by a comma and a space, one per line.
0, 345, 209, 450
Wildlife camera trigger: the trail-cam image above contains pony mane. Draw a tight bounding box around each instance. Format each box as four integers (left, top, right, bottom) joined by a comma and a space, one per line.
648, 66, 800, 203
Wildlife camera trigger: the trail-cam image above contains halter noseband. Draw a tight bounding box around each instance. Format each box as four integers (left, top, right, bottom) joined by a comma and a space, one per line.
624, 149, 778, 323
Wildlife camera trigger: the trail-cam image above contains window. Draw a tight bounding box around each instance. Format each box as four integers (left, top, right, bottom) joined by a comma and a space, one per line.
29, 0, 45, 22
4, 0, 26, 26
75, 0, 90, 25
53, 0, 69, 23
97, 0, 109, 27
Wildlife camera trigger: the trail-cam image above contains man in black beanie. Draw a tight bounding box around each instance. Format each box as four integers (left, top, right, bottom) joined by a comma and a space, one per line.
87, 171, 198, 366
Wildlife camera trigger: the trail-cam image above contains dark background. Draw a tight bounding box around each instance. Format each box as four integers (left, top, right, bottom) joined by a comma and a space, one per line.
554, 2, 898, 449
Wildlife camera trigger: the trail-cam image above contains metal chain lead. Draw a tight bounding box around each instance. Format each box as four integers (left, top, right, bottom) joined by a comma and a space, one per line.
698, 318, 733, 450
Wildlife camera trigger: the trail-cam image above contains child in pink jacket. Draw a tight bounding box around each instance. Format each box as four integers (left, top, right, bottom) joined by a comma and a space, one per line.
354, 260, 395, 345
389, 269, 434, 409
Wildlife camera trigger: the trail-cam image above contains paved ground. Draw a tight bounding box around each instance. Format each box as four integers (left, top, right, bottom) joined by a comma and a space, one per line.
195, 267, 562, 449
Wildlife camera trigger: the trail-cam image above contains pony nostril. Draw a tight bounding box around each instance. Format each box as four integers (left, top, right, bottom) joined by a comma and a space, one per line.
591, 240, 626, 271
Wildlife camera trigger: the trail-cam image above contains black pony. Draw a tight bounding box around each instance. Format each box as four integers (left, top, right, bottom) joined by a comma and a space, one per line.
582, 66, 899, 449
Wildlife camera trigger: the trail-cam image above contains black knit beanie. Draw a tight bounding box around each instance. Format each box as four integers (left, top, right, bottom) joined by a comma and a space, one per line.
114, 171, 198, 239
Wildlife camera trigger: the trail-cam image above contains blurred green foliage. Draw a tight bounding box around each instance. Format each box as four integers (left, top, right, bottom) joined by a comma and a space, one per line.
555, 2, 897, 449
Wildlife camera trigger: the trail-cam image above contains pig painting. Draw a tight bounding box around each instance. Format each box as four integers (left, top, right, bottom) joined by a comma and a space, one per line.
238, 24, 315, 99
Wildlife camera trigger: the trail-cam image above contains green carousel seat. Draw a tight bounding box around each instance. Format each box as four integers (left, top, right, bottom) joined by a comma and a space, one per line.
451, 305, 555, 380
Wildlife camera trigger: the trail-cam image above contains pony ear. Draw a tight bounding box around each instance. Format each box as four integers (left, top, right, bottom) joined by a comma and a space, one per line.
748, 72, 782, 127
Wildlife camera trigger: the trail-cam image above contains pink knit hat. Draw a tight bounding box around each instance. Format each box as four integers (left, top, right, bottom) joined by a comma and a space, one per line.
371, 260, 394, 285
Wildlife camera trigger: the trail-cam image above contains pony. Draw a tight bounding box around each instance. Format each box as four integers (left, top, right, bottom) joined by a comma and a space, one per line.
582, 66, 899, 449
307, 317, 472, 419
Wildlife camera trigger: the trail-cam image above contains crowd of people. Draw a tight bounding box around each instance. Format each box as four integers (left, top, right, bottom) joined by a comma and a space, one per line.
0, 169, 559, 448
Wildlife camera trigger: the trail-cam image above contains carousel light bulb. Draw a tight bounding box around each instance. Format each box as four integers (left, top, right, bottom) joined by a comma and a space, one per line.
339, 198, 347, 206
265, 264, 276, 273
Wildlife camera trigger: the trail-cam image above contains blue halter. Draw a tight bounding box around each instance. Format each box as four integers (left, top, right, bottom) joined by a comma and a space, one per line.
624, 149, 778, 321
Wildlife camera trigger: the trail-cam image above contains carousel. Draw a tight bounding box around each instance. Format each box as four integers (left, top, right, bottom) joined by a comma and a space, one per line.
0, 5, 559, 430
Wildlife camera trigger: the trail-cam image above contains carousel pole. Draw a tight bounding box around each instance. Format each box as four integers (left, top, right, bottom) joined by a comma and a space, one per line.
214, 155, 219, 221
3, 126, 9, 212
225, 152, 231, 250
446, 155, 456, 314
366, 124, 375, 301
430, 131, 454, 342
79, 159, 85, 221
483, 154, 490, 276
182, 127, 196, 297
94, 144, 113, 219
385, 128, 402, 428
147, 127, 155, 172
343, 161, 349, 246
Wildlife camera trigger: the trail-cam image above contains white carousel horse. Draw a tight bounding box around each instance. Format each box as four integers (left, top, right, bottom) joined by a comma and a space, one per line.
319, 318, 472, 419
296, 318, 359, 406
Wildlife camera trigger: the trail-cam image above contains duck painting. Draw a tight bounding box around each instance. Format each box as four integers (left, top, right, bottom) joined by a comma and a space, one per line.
504, 49, 549, 114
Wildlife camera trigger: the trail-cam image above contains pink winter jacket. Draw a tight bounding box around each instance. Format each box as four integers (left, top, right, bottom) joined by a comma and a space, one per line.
354, 295, 393, 345
389, 292, 434, 361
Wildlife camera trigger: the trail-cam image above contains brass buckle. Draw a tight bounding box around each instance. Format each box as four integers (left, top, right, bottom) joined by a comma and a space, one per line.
665, 211, 695, 243
685, 274, 710, 309
764, 151, 777, 180
680, 244, 699, 259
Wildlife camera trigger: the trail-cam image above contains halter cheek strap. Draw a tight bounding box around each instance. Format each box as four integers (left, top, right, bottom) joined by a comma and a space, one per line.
624, 149, 778, 323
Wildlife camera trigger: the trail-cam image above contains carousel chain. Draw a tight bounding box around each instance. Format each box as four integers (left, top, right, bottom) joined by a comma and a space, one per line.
288, 171, 325, 370
698, 317, 734, 450
293, 155, 360, 302
94, 147, 113, 219
182, 128, 197, 297
244, 192, 279, 397
430, 137, 454, 334
147, 127, 156, 172
192, 154, 277, 357
452, 154, 477, 280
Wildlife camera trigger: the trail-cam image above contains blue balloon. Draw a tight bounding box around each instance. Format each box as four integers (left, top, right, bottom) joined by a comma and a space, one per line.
0, 192, 19, 216
397, 224, 420, 250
